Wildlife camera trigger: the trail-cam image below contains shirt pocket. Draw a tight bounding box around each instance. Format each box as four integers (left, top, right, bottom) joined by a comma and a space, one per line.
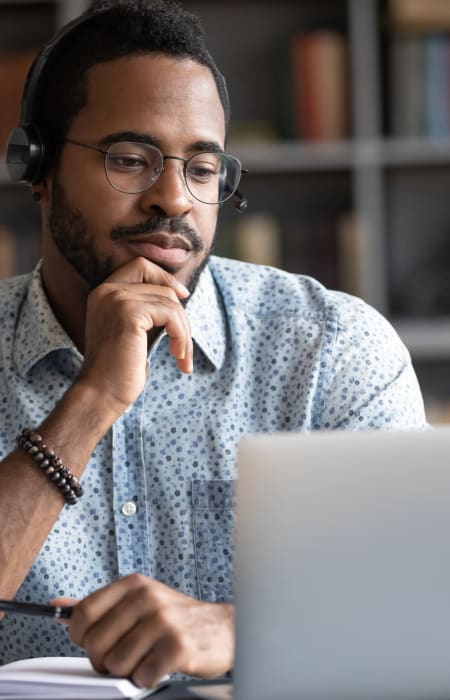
191, 479, 236, 603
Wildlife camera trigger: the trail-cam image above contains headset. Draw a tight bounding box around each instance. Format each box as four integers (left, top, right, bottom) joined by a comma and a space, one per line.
6, 8, 248, 211
6, 13, 97, 185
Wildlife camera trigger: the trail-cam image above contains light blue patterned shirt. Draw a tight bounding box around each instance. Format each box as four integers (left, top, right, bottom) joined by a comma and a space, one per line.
0, 256, 426, 663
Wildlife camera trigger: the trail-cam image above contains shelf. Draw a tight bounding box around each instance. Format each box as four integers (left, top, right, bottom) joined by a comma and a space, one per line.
231, 139, 450, 173
381, 139, 450, 167
229, 140, 353, 172
1, 0, 450, 395
3, 138, 450, 185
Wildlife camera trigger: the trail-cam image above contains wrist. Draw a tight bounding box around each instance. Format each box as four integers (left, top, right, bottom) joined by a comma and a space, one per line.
69, 374, 129, 427
75, 365, 139, 418
38, 379, 123, 470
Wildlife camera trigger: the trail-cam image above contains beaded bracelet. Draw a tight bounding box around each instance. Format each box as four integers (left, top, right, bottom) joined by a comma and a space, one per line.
17, 429, 84, 506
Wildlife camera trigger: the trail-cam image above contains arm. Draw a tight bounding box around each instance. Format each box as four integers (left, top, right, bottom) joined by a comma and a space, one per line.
0, 257, 192, 599
318, 297, 427, 430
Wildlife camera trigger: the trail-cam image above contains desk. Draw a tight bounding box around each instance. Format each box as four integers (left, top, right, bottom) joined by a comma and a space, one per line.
153, 679, 231, 699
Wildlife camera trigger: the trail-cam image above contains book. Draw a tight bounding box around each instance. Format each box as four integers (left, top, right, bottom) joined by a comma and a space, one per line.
0, 656, 167, 699
389, 35, 425, 137
273, 36, 296, 139
291, 30, 349, 142
387, 0, 450, 32
233, 213, 282, 268
282, 216, 339, 289
424, 34, 450, 139
0, 50, 36, 155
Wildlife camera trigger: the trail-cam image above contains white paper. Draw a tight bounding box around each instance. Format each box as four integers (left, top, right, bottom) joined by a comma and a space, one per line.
0, 656, 166, 699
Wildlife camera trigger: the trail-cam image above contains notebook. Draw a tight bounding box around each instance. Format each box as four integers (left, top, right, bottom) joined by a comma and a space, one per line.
233, 428, 450, 700
0, 656, 167, 698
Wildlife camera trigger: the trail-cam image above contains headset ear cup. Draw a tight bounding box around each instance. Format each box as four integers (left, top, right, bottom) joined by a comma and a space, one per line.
6, 124, 45, 184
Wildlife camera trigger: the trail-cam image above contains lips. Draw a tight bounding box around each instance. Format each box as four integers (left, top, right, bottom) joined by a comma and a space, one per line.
124, 232, 193, 267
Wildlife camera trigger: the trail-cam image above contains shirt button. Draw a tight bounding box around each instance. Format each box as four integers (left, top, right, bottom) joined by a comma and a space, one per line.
121, 501, 137, 516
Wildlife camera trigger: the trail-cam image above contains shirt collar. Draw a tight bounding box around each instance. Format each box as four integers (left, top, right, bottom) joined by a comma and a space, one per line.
14, 260, 226, 378
184, 262, 227, 370
14, 262, 81, 378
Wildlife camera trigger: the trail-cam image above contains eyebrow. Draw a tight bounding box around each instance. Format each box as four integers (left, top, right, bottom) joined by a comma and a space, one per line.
97, 131, 224, 154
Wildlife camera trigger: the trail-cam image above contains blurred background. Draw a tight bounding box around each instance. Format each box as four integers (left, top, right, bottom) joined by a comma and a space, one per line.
1, 0, 450, 423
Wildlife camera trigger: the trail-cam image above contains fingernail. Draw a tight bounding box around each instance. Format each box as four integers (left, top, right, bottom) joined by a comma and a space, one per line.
175, 281, 190, 297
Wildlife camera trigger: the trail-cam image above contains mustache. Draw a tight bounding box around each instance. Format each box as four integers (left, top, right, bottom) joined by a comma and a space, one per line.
110, 215, 203, 252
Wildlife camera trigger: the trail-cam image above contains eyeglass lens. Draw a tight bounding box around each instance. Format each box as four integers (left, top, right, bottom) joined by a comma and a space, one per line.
105, 142, 242, 204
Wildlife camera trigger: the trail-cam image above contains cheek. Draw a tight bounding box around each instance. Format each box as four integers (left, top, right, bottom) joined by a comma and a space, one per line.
197, 206, 218, 250
57, 150, 120, 214
54, 157, 134, 234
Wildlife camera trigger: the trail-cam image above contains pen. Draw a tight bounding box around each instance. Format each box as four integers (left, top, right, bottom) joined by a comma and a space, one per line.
0, 599, 73, 619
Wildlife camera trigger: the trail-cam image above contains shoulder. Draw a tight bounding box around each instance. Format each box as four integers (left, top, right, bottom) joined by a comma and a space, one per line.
209, 256, 391, 332
0, 273, 31, 322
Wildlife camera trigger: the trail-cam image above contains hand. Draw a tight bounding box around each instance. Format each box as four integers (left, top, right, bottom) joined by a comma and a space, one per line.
53, 574, 234, 688
77, 257, 193, 414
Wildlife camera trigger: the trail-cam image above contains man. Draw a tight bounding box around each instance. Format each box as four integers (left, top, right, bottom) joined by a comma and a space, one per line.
0, 0, 425, 687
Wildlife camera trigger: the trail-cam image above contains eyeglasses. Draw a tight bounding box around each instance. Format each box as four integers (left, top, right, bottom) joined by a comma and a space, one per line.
64, 138, 246, 205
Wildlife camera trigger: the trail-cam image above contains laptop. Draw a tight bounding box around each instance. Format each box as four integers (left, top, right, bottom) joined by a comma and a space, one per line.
233, 428, 450, 700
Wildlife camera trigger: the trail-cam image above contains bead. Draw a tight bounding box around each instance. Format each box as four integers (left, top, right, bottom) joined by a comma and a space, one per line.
19, 428, 83, 506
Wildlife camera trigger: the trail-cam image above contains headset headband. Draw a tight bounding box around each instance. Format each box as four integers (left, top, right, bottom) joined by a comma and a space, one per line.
5, 7, 246, 209
6, 10, 105, 184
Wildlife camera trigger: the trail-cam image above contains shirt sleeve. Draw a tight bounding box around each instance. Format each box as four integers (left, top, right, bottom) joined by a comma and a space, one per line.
315, 294, 427, 431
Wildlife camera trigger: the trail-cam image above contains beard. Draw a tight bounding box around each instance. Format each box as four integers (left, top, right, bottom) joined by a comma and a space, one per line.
48, 179, 217, 294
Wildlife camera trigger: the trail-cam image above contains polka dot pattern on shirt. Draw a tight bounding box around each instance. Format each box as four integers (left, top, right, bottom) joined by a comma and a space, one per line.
0, 257, 426, 663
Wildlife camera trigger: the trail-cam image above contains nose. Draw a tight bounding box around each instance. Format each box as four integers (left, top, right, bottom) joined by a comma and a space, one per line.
138, 158, 193, 218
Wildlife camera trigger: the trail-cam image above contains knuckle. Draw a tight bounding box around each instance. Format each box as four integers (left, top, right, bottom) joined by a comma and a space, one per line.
163, 287, 178, 303
73, 599, 96, 628
126, 572, 148, 587
103, 648, 130, 677
168, 631, 186, 660
152, 606, 170, 628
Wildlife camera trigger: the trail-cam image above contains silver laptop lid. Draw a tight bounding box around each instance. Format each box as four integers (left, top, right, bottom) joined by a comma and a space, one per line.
234, 428, 450, 700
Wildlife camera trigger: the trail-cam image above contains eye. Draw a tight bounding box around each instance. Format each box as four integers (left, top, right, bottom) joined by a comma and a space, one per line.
188, 155, 221, 182
107, 152, 148, 171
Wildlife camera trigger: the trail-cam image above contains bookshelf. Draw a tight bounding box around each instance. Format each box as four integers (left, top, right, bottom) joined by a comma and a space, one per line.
1, 0, 450, 420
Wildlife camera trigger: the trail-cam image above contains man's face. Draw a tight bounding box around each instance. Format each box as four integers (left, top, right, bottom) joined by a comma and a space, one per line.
44, 54, 226, 292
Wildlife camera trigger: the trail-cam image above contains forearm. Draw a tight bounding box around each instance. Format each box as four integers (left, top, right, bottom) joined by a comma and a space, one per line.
0, 380, 120, 598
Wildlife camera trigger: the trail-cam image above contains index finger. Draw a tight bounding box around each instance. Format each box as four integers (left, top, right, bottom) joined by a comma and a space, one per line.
105, 257, 190, 299
67, 575, 159, 646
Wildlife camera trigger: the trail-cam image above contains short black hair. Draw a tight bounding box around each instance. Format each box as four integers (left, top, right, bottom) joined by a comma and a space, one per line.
33, 0, 230, 176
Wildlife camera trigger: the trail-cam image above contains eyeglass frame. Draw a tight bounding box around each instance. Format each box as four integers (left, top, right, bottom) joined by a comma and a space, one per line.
64, 137, 248, 206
